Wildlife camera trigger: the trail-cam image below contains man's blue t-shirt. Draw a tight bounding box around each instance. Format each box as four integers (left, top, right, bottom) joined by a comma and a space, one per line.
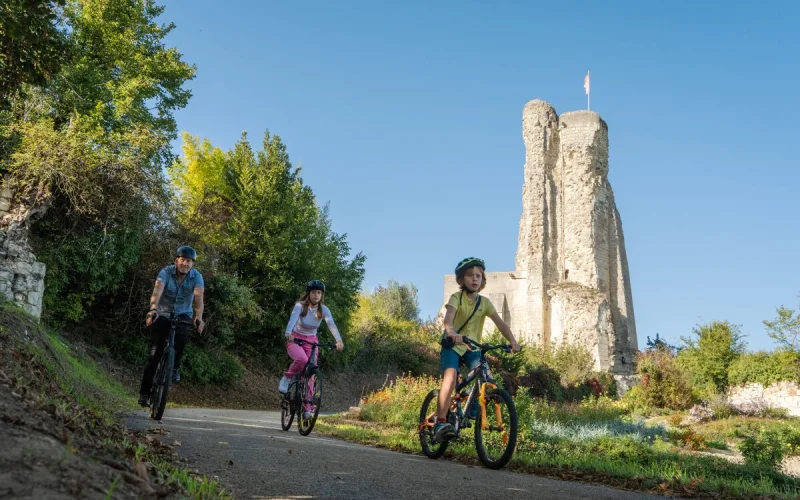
156, 265, 204, 319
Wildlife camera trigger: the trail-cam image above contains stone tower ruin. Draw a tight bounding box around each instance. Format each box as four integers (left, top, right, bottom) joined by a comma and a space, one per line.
443, 99, 638, 374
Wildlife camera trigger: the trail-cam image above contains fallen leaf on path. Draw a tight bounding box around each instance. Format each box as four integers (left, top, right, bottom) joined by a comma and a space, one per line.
218, 441, 228, 445
148, 428, 168, 435
135, 460, 149, 480
172, 440, 181, 446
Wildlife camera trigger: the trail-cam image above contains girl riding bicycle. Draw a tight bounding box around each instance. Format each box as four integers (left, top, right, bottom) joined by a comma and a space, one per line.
434, 257, 521, 443
279, 280, 344, 417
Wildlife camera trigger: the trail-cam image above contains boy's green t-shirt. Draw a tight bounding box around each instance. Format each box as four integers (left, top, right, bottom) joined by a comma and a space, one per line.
446, 291, 496, 356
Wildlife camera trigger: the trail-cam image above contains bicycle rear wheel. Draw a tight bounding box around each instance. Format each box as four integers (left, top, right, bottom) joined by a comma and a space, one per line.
280, 381, 296, 431
418, 389, 449, 459
474, 386, 517, 469
150, 348, 174, 421
298, 370, 322, 436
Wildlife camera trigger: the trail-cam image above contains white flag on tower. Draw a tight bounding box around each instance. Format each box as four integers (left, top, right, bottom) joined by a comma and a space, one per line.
584, 71, 590, 110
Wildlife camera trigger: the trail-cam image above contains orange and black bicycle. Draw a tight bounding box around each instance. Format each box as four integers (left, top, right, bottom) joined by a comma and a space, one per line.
418, 336, 518, 469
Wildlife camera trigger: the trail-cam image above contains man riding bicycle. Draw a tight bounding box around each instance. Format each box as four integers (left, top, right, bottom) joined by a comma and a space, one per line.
138, 246, 205, 407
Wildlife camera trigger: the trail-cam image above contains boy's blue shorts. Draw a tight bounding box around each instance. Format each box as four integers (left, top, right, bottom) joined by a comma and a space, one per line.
440, 347, 481, 373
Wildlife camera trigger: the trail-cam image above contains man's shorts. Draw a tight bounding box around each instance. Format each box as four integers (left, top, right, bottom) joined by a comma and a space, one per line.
440, 347, 481, 374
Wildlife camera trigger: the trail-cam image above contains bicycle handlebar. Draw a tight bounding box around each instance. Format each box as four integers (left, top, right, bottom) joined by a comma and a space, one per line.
292, 338, 337, 349
462, 336, 513, 354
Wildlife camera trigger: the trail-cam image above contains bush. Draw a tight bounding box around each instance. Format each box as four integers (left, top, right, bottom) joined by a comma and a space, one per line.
677, 320, 745, 393
360, 374, 439, 429
687, 395, 738, 423
522, 342, 595, 386
512, 341, 614, 403
347, 317, 438, 375
109, 334, 149, 367
728, 351, 800, 387
626, 349, 694, 411
181, 345, 245, 385
739, 428, 788, 468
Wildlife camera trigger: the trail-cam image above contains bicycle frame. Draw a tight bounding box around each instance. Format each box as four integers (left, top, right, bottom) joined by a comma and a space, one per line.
421, 339, 510, 437
150, 316, 191, 420
286, 338, 335, 417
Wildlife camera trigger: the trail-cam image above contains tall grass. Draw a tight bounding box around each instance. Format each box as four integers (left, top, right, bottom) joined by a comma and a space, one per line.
320, 374, 800, 498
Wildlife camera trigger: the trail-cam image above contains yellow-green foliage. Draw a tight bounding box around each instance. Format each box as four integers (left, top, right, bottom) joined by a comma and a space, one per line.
676, 320, 746, 393
728, 351, 800, 387
521, 342, 595, 386
347, 285, 438, 374
360, 374, 439, 428
624, 349, 694, 411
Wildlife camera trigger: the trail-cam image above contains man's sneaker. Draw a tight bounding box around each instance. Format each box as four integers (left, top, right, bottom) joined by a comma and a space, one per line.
278, 376, 291, 394
432, 422, 456, 443
303, 410, 314, 420
172, 368, 181, 383
138, 395, 149, 407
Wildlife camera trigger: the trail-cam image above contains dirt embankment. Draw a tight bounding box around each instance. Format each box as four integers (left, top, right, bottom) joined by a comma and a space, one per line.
0, 307, 227, 499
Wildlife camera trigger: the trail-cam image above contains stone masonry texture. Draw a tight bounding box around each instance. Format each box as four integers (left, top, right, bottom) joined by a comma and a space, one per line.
0, 177, 46, 318
443, 99, 637, 375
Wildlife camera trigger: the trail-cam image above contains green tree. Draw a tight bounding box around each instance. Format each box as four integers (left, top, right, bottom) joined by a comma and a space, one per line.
168, 130, 365, 356
645, 333, 677, 353
2, 0, 195, 323
371, 280, 420, 323
763, 302, 800, 353
349, 281, 437, 374
677, 320, 746, 393
0, 0, 67, 103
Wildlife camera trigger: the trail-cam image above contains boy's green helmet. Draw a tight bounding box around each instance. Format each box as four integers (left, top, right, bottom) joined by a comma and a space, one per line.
454, 257, 485, 275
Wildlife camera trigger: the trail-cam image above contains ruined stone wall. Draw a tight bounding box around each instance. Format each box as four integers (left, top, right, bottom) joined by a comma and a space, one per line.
728, 382, 800, 417
0, 179, 47, 318
441, 99, 638, 374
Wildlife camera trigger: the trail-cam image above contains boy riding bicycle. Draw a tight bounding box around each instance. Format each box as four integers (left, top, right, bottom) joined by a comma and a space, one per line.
434, 257, 520, 443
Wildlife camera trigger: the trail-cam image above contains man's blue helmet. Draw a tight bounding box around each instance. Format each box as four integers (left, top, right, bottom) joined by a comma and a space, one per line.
176, 246, 196, 261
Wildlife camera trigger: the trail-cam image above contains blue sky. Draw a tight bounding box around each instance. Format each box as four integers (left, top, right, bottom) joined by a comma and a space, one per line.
162, 1, 799, 351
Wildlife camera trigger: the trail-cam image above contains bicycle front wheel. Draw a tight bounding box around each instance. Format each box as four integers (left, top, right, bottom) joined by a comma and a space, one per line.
418, 389, 449, 459
474, 386, 517, 469
150, 348, 174, 421
298, 369, 322, 436
280, 386, 295, 431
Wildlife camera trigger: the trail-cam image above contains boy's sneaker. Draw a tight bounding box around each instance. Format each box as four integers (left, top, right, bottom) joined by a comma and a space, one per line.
278, 376, 291, 394
137, 395, 149, 407
468, 402, 479, 420
303, 410, 314, 420
172, 368, 181, 383
432, 422, 456, 443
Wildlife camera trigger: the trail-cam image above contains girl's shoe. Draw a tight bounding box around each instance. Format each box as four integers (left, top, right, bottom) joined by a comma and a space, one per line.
278, 376, 291, 393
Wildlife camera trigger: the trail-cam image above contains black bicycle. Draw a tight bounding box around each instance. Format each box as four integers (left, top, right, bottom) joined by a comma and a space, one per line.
280, 338, 335, 436
418, 336, 518, 469
149, 317, 191, 421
